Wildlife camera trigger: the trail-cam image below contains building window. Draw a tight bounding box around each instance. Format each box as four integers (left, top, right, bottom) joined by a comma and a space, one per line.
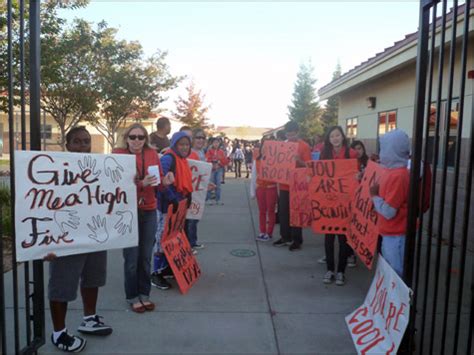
427, 99, 459, 167
41, 124, 52, 139
346, 117, 358, 138
378, 110, 397, 136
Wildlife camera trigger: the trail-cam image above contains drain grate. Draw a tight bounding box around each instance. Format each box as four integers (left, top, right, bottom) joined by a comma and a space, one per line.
230, 249, 256, 257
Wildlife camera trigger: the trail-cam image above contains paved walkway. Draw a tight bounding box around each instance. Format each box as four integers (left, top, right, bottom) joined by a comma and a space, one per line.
7, 176, 374, 354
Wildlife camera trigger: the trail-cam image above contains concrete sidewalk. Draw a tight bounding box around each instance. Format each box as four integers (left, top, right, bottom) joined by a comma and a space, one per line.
7, 177, 374, 354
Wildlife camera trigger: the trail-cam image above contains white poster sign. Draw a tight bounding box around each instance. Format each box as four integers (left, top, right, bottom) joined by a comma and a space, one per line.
186, 159, 212, 220
346, 255, 411, 354
14, 151, 139, 262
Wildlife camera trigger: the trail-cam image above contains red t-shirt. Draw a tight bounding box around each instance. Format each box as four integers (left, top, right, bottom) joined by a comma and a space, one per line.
377, 168, 410, 236
188, 151, 200, 160
280, 139, 312, 191
112, 147, 162, 211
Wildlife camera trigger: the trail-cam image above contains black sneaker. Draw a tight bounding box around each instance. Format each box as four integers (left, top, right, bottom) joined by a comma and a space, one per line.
151, 272, 172, 290
161, 267, 175, 279
288, 242, 302, 251
273, 238, 290, 247
77, 315, 112, 336
51, 331, 86, 353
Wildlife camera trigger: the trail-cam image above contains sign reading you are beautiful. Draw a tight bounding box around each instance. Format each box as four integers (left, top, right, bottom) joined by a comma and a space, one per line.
186, 159, 212, 220
15, 151, 138, 262
259, 141, 298, 185
162, 200, 201, 294
346, 255, 411, 354
289, 168, 311, 227
348, 160, 387, 269
308, 159, 358, 236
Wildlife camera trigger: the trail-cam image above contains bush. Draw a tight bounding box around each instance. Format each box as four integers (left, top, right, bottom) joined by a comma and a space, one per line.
0, 187, 12, 236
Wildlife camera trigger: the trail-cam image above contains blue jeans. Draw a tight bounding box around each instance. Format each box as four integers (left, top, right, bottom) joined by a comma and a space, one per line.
207, 169, 222, 202
153, 211, 168, 273
123, 210, 157, 304
381, 235, 405, 277
186, 219, 199, 247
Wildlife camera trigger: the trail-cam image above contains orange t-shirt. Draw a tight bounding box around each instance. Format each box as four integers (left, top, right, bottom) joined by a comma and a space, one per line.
377, 167, 410, 236
280, 139, 312, 191
188, 151, 200, 160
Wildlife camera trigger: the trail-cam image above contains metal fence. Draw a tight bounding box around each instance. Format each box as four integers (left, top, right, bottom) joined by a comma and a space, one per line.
404, 0, 474, 353
1, 1, 45, 354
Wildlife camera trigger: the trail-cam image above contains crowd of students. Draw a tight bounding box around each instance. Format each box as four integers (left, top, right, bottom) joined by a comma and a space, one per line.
250, 120, 412, 288
43, 116, 412, 353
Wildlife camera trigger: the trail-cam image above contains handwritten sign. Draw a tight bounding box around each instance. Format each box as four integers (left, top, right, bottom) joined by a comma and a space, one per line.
259, 141, 298, 185
289, 168, 311, 227
14, 151, 138, 262
308, 159, 358, 235
348, 161, 386, 269
162, 200, 201, 294
186, 159, 212, 220
346, 255, 411, 354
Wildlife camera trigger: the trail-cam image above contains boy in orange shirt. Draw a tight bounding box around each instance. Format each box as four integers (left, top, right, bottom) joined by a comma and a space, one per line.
370, 129, 410, 277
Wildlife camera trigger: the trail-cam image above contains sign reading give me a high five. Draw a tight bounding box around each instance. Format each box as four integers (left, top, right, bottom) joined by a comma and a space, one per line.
14, 151, 139, 262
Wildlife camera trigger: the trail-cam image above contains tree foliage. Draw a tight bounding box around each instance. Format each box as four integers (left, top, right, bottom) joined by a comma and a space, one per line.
173, 82, 210, 129
321, 63, 341, 130
288, 62, 322, 139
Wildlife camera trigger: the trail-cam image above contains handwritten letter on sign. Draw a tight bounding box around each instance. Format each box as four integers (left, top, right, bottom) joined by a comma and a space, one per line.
308, 159, 358, 235
289, 168, 311, 227
259, 141, 298, 185
186, 159, 212, 220
14, 151, 139, 262
162, 200, 201, 294
346, 255, 411, 354
348, 160, 386, 269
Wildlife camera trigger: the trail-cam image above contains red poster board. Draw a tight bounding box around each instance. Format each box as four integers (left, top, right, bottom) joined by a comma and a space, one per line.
258, 141, 298, 185
289, 168, 311, 227
308, 159, 359, 236
162, 200, 201, 294
347, 160, 386, 269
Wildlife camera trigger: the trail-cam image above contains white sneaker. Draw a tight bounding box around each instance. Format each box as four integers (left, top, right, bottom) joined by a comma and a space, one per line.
323, 271, 335, 284
77, 315, 112, 336
256, 233, 271, 242
335, 272, 345, 286
347, 255, 357, 268
318, 256, 327, 264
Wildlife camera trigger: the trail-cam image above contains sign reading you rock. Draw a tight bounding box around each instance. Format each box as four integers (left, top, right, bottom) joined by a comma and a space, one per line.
258, 141, 298, 185
14, 151, 139, 262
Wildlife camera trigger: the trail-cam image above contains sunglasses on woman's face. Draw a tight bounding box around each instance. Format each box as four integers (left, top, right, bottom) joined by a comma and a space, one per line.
128, 135, 145, 141
195, 136, 206, 140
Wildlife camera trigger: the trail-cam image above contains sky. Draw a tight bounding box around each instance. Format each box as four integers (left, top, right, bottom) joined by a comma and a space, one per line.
59, 1, 421, 129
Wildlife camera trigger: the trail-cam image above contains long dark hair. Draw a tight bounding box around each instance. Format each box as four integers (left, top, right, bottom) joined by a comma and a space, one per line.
351, 140, 369, 168
320, 126, 349, 160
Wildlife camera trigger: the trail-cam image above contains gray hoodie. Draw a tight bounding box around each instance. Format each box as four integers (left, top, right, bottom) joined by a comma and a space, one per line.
379, 129, 410, 169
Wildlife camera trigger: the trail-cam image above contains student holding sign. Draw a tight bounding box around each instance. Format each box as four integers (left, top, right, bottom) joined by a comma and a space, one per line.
320, 126, 357, 286
273, 121, 311, 251
369, 129, 410, 277
47, 127, 110, 353
250, 138, 278, 242
113, 123, 173, 313
152, 131, 194, 290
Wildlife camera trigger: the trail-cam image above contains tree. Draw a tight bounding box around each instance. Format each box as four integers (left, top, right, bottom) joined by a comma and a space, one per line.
90, 23, 180, 148
321, 63, 342, 129
288, 62, 322, 139
40, 19, 99, 150
173, 82, 210, 129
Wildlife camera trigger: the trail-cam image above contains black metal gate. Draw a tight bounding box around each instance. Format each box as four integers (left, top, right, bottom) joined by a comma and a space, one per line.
1, 0, 45, 354
405, 0, 474, 353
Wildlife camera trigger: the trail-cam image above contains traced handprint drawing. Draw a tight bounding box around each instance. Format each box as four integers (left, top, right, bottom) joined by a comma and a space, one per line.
78, 156, 102, 179
114, 210, 133, 235
54, 210, 80, 234
104, 157, 125, 183
87, 215, 109, 243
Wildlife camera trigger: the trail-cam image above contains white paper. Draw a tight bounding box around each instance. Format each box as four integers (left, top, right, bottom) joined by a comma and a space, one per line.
14, 151, 139, 261
147, 165, 161, 186
186, 159, 212, 220
346, 255, 411, 354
